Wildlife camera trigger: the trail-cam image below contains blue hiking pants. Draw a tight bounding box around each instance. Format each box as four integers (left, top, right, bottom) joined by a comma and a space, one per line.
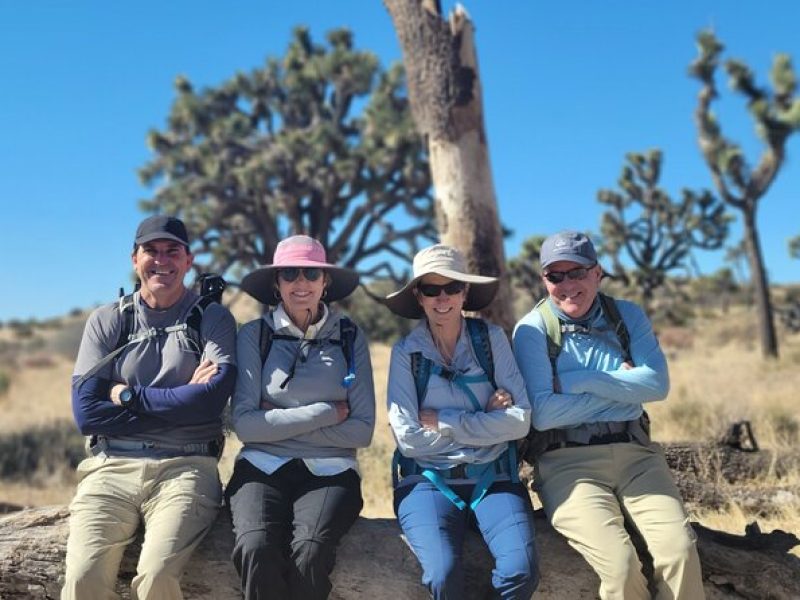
395, 479, 539, 600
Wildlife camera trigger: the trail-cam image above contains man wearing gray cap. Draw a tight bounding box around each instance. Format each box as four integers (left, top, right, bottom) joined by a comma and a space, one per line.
513, 231, 703, 599
62, 215, 237, 600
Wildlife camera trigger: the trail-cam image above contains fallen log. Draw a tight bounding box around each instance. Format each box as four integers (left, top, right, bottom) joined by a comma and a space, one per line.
1, 505, 798, 599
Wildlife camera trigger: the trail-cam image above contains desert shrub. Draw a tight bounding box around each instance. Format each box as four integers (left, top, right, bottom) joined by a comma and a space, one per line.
48, 316, 88, 361
657, 327, 695, 351
38, 317, 63, 330
8, 320, 34, 339
21, 353, 56, 369
0, 421, 84, 479
763, 407, 799, 447
0, 370, 10, 396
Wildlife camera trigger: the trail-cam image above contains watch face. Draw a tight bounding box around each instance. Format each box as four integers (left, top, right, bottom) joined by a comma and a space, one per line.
120, 388, 133, 404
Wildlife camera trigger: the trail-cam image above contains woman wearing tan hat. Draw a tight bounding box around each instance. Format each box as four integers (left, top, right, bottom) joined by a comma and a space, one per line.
226, 235, 376, 600
385, 244, 539, 599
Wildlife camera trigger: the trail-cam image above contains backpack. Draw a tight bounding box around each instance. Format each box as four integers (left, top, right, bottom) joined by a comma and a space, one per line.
73, 274, 226, 388
537, 292, 631, 393
257, 315, 358, 389
395, 317, 519, 511
410, 317, 497, 401
522, 292, 650, 462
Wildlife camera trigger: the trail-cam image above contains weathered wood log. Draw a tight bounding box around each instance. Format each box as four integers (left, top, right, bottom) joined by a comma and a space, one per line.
661, 443, 800, 515
662, 443, 800, 483
2, 505, 798, 599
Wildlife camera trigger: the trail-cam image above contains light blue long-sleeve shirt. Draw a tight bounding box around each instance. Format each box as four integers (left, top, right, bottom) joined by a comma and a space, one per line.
387, 319, 531, 471
512, 296, 669, 432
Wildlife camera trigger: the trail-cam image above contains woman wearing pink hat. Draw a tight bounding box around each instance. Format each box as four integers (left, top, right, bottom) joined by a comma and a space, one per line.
385, 244, 539, 599
226, 235, 376, 600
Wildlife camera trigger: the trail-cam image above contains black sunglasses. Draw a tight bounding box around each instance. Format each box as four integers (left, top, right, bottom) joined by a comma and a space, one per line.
417, 281, 466, 297
543, 264, 596, 284
278, 267, 323, 282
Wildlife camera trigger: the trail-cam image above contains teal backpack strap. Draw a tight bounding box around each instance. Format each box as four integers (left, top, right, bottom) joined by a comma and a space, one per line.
410, 351, 431, 404
465, 318, 496, 389
421, 469, 468, 510
465, 317, 520, 485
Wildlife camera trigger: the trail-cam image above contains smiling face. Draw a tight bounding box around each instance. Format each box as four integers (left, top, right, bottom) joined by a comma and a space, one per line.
277, 268, 328, 327
542, 260, 602, 319
414, 273, 467, 329
132, 239, 193, 309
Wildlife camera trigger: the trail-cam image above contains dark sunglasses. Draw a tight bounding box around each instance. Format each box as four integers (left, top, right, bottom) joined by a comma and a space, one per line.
543, 264, 596, 284
417, 281, 466, 297
278, 267, 323, 282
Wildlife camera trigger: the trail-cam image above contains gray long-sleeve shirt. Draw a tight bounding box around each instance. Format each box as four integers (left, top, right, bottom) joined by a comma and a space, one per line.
231, 308, 375, 460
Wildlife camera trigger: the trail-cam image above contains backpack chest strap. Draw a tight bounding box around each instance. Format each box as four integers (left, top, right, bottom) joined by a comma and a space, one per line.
430, 365, 487, 412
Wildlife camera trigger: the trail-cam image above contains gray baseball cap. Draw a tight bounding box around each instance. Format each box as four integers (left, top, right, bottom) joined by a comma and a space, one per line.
540, 231, 597, 269
135, 215, 190, 247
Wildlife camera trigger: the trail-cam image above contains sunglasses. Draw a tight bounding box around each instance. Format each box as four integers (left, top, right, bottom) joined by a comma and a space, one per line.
543, 264, 596, 284
278, 267, 323, 282
417, 281, 466, 297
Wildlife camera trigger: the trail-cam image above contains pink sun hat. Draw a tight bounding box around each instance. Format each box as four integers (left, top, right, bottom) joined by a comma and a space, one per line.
240, 235, 360, 305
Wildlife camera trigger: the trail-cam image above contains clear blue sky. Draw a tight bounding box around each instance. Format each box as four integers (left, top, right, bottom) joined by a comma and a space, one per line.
1, 1, 798, 321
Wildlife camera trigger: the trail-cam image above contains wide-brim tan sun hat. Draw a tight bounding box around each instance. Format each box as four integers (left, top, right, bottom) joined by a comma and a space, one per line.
384, 244, 499, 319
241, 235, 360, 306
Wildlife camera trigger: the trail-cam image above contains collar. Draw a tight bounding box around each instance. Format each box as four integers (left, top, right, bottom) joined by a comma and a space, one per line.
547, 296, 602, 326
273, 303, 329, 339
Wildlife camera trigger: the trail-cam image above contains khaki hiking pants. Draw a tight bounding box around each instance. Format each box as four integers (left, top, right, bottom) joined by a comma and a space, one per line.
61, 453, 221, 600
537, 442, 704, 600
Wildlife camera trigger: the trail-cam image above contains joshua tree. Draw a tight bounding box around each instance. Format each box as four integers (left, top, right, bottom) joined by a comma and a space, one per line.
598, 149, 729, 310
690, 30, 800, 358
140, 27, 434, 286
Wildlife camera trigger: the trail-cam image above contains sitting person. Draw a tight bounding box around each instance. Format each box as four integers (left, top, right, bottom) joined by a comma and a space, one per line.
513, 230, 703, 599
384, 243, 539, 600
227, 235, 376, 600
63, 215, 236, 600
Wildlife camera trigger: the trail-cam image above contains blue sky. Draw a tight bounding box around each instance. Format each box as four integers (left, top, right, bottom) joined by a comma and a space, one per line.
1, 1, 798, 321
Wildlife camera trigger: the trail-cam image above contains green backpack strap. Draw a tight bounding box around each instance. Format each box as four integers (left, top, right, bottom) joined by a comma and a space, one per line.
534, 298, 563, 392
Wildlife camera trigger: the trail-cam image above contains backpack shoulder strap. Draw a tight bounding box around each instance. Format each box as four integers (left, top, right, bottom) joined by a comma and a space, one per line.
534, 298, 563, 392
183, 296, 215, 358
115, 293, 136, 351
338, 317, 358, 388
598, 292, 633, 365
259, 317, 275, 366
534, 298, 562, 363
465, 317, 497, 390
410, 351, 432, 407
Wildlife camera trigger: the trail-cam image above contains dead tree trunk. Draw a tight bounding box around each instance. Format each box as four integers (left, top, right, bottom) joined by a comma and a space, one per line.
384, 0, 514, 332
3, 505, 799, 599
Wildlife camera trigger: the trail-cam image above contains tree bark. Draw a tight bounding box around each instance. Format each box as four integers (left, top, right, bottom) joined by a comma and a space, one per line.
384, 0, 515, 332
743, 208, 779, 358
3, 505, 799, 599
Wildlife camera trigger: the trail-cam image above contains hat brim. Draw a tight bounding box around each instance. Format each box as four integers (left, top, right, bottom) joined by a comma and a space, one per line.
541, 253, 596, 269
383, 268, 499, 319
135, 232, 190, 247
241, 264, 360, 306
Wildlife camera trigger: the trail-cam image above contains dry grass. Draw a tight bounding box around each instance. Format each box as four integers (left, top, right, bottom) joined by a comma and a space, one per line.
1, 308, 798, 549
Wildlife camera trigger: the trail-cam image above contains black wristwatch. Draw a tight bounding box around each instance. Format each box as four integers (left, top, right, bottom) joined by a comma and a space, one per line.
118, 386, 135, 408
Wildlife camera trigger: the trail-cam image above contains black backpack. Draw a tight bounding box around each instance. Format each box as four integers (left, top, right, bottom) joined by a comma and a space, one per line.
257, 316, 358, 389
